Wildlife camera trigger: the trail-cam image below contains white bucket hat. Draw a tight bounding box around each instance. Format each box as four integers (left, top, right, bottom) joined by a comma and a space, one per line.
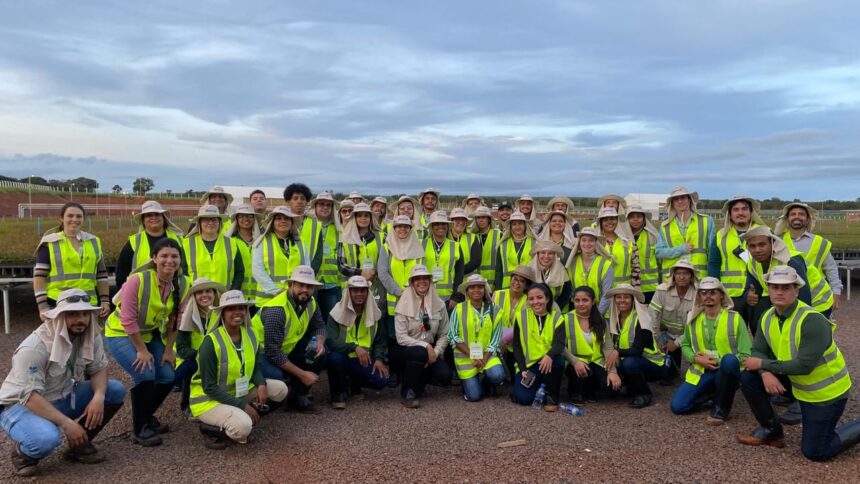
288, 265, 323, 286
427, 211, 453, 225
346, 275, 371, 288
200, 186, 234, 205
348, 191, 364, 201
391, 214, 414, 228
449, 208, 470, 221
597, 194, 627, 212
408, 264, 433, 282
211, 290, 256, 311
775, 202, 818, 235
44, 288, 100, 320
457, 273, 492, 296
310, 192, 336, 210
418, 188, 440, 203
763, 265, 806, 288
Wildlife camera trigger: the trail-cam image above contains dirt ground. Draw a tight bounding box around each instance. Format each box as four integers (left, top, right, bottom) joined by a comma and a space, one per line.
1, 285, 859, 483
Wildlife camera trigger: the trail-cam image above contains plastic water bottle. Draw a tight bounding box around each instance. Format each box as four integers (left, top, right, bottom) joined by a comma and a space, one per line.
305, 336, 318, 365
559, 403, 585, 416
531, 384, 546, 410
663, 352, 674, 369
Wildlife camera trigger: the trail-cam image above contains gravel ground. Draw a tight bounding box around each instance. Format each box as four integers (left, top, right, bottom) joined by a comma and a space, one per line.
1, 285, 859, 483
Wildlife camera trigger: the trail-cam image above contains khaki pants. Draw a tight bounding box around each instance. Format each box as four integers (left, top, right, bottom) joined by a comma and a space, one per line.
197, 379, 288, 442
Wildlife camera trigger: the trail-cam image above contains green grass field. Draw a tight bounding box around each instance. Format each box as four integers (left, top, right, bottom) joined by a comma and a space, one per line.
1, 215, 858, 265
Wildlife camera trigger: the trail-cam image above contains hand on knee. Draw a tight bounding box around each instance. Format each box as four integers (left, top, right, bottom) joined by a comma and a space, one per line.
720, 354, 740, 374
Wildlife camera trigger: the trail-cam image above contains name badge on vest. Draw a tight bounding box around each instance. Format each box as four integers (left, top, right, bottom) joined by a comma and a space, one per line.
235, 376, 250, 397
739, 250, 750, 263
323, 244, 333, 257
469, 342, 483, 360
361, 257, 374, 270
432, 265, 444, 282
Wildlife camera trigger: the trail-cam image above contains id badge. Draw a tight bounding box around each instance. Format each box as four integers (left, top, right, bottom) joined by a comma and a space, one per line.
361, 257, 374, 270
469, 342, 483, 360
323, 244, 333, 256
235, 376, 250, 397
432, 265, 444, 282
739, 250, 750, 263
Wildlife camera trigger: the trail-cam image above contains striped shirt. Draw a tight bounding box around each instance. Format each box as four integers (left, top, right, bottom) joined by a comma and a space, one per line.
447, 302, 502, 354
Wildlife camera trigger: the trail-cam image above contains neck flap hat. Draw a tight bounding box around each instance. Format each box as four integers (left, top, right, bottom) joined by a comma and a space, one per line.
395, 264, 446, 318
210, 290, 255, 329
186, 204, 228, 237
256, 205, 301, 247
457, 273, 493, 306
133, 200, 184, 235
340, 202, 381, 245
394, 195, 423, 228
597, 194, 628, 215
741, 225, 791, 264
664, 186, 701, 225
225, 203, 263, 240
385, 215, 425, 260
501, 211, 538, 242
329, 275, 382, 328
178, 278, 226, 334
605, 284, 655, 334
774, 202, 818, 236
665, 257, 699, 290
528, 240, 568, 287
39, 289, 101, 367
538, 210, 576, 248
687, 276, 734, 323
567, 227, 615, 268
309, 192, 336, 223
626, 204, 658, 242
517, 194, 538, 222
721, 195, 765, 231
200, 186, 234, 206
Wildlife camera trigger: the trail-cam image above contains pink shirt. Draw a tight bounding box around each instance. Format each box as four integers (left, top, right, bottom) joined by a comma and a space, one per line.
119, 274, 186, 335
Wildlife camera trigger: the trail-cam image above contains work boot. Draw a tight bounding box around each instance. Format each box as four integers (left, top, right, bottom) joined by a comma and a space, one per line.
737, 424, 785, 448
779, 401, 802, 426
199, 423, 230, 450
10, 447, 39, 477
835, 419, 860, 455
629, 394, 652, 409
63, 402, 123, 464
150, 383, 174, 433
331, 392, 348, 410
130, 382, 162, 447
708, 370, 740, 425
401, 389, 420, 409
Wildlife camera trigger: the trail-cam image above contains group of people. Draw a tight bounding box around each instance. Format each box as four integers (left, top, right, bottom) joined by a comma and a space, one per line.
1, 183, 857, 477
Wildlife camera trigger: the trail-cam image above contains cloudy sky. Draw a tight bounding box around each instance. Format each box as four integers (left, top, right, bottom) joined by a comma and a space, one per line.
1, 1, 858, 199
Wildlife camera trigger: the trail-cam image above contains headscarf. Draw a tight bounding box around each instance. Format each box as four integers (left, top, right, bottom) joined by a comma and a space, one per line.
38, 289, 101, 367
385, 215, 425, 260
538, 210, 576, 248
606, 284, 655, 335
527, 240, 568, 288
340, 203, 381, 245
178, 278, 226, 334
686, 277, 734, 324
329, 276, 382, 328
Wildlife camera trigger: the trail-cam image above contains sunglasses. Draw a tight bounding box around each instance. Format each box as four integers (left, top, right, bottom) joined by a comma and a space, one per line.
421, 314, 431, 332
58, 295, 90, 304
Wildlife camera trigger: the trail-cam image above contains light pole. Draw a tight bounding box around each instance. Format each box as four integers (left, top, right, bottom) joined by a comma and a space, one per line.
70, 183, 76, 201
28, 175, 33, 219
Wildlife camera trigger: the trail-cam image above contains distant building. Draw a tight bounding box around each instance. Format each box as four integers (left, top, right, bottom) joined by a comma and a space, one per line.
625, 193, 667, 220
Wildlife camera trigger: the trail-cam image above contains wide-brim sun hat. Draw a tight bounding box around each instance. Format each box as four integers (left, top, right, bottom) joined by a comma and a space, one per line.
457, 273, 491, 295
44, 288, 101, 319
762, 265, 806, 288
200, 186, 234, 205
287, 265, 323, 286
605, 284, 645, 304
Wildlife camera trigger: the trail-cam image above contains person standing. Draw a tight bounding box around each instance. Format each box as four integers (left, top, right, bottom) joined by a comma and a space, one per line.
0, 289, 126, 477
336, 202, 385, 315
33, 203, 110, 319
183, 205, 243, 290
517, 194, 543, 233
199, 186, 234, 235
527, 241, 572, 312
115, 200, 186, 291
626, 204, 660, 303
469, 206, 502, 289
423, 211, 464, 311
546, 195, 581, 237
737, 266, 859, 461
300, 192, 342, 320
417, 188, 441, 232
252, 206, 307, 307
775, 202, 843, 312
225, 204, 263, 301
565, 228, 614, 315
494, 212, 537, 290
449, 208, 481, 278
656, 186, 715, 280
596, 207, 640, 288
249, 189, 268, 218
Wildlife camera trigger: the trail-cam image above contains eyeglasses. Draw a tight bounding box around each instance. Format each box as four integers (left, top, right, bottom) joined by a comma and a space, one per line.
200, 218, 220, 224
699, 289, 719, 295
58, 295, 90, 304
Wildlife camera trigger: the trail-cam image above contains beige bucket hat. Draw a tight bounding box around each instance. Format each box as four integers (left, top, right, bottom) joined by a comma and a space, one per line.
288, 265, 323, 286
763, 265, 806, 288
597, 194, 627, 212
188, 204, 228, 228
408, 264, 433, 281
605, 284, 645, 304
508, 264, 536, 283
211, 290, 256, 312
391, 214, 414, 228
427, 211, 453, 225
200, 186, 234, 205
44, 288, 101, 320
449, 207, 470, 220
530, 239, 564, 258
457, 273, 492, 295
775, 202, 818, 235
188, 277, 227, 296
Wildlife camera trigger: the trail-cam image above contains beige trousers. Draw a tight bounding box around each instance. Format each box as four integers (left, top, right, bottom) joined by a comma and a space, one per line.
197, 378, 288, 442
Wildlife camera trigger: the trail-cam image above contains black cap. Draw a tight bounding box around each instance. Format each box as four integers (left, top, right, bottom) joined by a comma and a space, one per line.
498, 201, 513, 210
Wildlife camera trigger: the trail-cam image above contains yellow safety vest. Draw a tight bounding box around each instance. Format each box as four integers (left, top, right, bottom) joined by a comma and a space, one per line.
684, 309, 744, 385
424, 237, 460, 298
232, 236, 255, 300
175, 310, 220, 368
332, 315, 380, 359
250, 291, 317, 354
617, 311, 664, 366
255, 234, 307, 306
498, 237, 533, 289
567, 255, 611, 304
189, 325, 258, 416
761, 302, 850, 403
105, 271, 190, 342
604, 238, 633, 286
128, 231, 183, 272
342, 232, 382, 272
44, 234, 103, 304
451, 233, 474, 273
716, 224, 759, 298
475, 229, 501, 289
516, 308, 563, 371
493, 289, 527, 329
300, 218, 340, 286
183, 235, 236, 287
384, 246, 424, 316
661, 213, 710, 279
747, 253, 833, 312
563, 313, 606, 367
782, 233, 833, 274
452, 302, 502, 379
634, 232, 659, 293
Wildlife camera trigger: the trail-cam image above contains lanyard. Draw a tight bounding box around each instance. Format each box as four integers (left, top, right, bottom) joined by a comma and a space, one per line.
228, 336, 246, 377
432, 239, 445, 257
513, 240, 526, 262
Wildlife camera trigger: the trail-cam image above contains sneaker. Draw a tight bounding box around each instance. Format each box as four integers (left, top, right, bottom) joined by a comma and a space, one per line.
11, 447, 38, 477
331, 401, 347, 410
629, 394, 652, 409
132, 424, 163, 447
779, 401, 802, 426
149, 415, 170, 434
63, 443, 106, 464
401, 389, 420, 409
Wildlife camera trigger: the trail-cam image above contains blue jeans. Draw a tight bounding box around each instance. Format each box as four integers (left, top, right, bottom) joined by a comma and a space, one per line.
261, 334, 326, 397
620, 356, 669, 381
800, 398, 847, 461
0, 380, 126, 459
105, 335, 175, 385
461, 364, 506, 402
326, 350, 389, 398
670, 354, 740, 414
315, 287, 341, 322
511, 355, 565, 405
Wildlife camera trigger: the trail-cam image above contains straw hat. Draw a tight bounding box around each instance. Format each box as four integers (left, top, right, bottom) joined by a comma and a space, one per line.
200, 186, 234, 205
287, 265, 323, 286
44, 288, 100, 320
762, 265, 806, 288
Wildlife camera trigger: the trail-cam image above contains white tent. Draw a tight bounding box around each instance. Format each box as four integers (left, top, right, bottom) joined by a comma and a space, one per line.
625, 193, 667, 220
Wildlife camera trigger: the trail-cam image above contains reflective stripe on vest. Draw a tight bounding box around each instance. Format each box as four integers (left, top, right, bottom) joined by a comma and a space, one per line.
129, 231, 182, 271
453, 302, 501, 379
717, 226, 751, 297
568, 256, 610, 303
189, 326, 258, 416
684, 310, 741, 385
517, 308, 561, 370
661, 214, 709, 278
185, 235, 234, 286
565, 313, 605, 366
424, 238, 458, 296
636, 232, 659, 292
605, 238, 631, 285
783, 232, 832, 272
499, 238, 533, 289
45, 236, 101, 302
761, 303, 851, 402
617, 311, 664, 366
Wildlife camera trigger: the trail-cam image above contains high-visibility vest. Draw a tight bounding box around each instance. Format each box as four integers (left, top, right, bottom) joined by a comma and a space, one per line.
44, 234, 103, 304
616, 311, 664, 366
761, 302, 850, 403
105, 270, 190, 342
493, 289, 527, 329
452, 302, 503, 379
189, 325, 258, 416
300, 218, 340, 286
515, 307, 563, 371
567, 255, 611, 304
716, 225, 759, 297
452, 233, 475, 275
747, 252, 833, 312
128, 231, 183, 272
498, 238, 534, 289
250, 291, 318, 354
684, 309, 745, 385
384, 246, 424, 316
175, 310, 220, 368
232, 236, 255, 300
476, 229, 501, 289
183, 235, 236, 287
331, 315, 381, 359
604, 238, 633, 286
661, 213, 710, 279
782, 233, 833, 274
423, 237, 460, 298
255, 234, 307, 306
634, 232, 659, 293
342, 232, 382, 272
563, 313, 606, 367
